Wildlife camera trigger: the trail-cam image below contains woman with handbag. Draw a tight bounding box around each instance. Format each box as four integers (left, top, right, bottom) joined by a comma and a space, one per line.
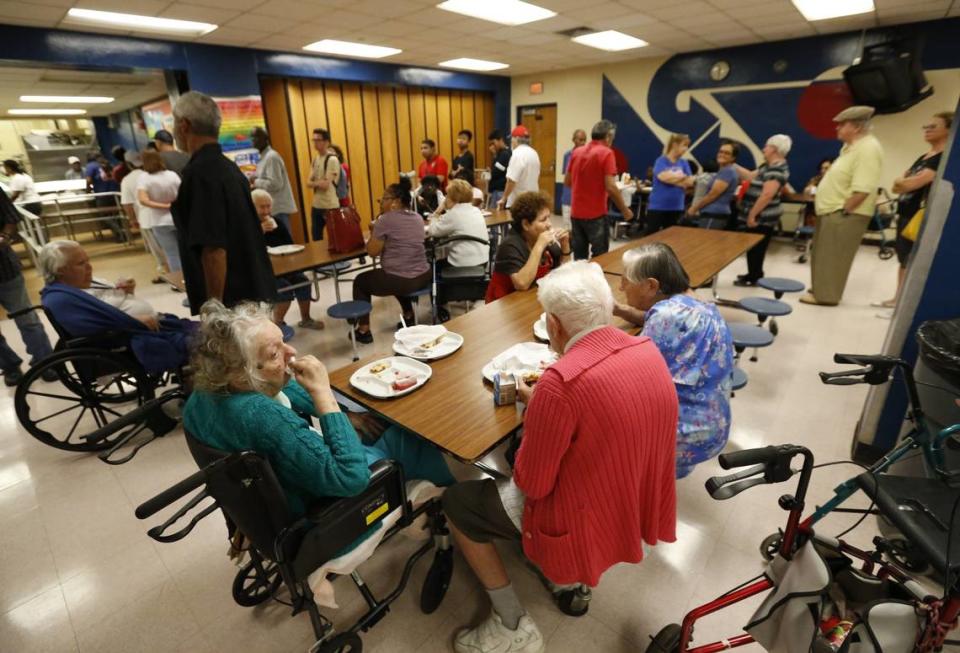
351, 177, 432, 344
874, 111, 952, 312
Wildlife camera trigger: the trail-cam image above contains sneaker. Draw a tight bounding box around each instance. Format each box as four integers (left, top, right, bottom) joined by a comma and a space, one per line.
280, 323, 295, 342
732, 277, 757, 287
40, 368, 59, 382
454, 613, 544, 653
3, 367, 23, 387
352, 328, 373, 344
298, 318, 325, 330
436, 306, 451, 323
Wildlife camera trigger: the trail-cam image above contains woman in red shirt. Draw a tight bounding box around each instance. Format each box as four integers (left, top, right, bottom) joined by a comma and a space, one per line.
444, 261, 678, 653
484, 191, 570, 303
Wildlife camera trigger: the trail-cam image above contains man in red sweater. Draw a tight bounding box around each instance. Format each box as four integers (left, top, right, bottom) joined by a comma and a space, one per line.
443, 261, 678, 653
418, 139, 448, 191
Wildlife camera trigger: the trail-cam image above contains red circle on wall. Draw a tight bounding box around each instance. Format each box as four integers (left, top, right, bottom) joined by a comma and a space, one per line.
797, 81, 854, 139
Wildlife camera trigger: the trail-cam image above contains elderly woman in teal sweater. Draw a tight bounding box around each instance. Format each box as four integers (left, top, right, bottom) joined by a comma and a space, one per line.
183, 300, 454, 519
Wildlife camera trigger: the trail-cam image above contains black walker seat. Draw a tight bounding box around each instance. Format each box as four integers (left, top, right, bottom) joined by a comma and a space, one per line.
136, 431, 454, 652
856, 472, 960, 579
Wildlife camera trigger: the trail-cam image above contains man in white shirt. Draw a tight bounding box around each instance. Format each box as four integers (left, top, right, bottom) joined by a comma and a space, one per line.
250, 126, 298, 235
497, 125, 541, 210
120, 152, 164, 283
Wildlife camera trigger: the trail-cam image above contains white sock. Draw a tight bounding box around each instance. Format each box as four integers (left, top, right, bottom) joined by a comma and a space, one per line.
487, 584, 525, 630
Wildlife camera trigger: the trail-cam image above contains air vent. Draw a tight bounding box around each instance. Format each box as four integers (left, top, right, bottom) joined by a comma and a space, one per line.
555, 26, 594, 38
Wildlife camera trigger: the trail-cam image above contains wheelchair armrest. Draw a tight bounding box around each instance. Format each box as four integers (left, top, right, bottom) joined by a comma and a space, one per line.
145, 489, 219, 543
286, 459, 408, 579
7, 305, 41, 320
136, 467, 209, 519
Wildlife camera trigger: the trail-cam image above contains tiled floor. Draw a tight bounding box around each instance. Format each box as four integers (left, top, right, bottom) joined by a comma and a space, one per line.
1, 231, 903, 652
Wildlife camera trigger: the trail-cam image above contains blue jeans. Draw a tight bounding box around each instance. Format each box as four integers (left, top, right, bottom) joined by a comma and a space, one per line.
0, 275, 53, 372
151, 225, 181, 273
487, 191, 503, 209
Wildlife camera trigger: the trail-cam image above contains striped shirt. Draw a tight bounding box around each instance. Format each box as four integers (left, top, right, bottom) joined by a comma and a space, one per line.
739, 161, 789, 224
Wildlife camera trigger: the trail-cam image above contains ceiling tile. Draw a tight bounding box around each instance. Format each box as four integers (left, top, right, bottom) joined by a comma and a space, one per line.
878, 9, 949, 23
647, 1, 717, 21
160, 3, 243, 23
563, 2, 636, 22
346, 0, 425, 18
0, 1, 67, 20
525, 14, 584, 32
195, 25, 273, 45
225, 13, 299, 32
247, 0, 328, 21
189, 0, 266, 9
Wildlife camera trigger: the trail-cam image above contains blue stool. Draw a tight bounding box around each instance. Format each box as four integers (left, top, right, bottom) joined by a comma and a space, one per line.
403, 287, 433, 325
728, 322, 774, 363
327, 300, 372, 361
317, 260, 353, 277
739, 296, 792, 336
731, 367, 748, 393
758, 277, 805, 299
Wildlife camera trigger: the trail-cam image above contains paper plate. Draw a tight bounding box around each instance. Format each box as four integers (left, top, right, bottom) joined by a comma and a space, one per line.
533, 313, 548, 342
267, 244, 305, 256
393, 329, 464, 361
349, 356, 432, 399
481, 342, 556, 384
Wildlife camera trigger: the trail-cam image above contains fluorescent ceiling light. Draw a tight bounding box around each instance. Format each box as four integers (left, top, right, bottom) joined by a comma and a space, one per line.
791, 0, 874, 20
436, 0, 556, 26
20, 95, 114, 104
303, 39, 401, 59
572, 30, 648, 52
65, 8, 217, 35
9, 109, 87, 116
439, 58, 509, 71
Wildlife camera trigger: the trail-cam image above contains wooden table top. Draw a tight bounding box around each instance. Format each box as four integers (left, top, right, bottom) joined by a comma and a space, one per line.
270, 240, 368, 277
595, 227, 763, 287
484, 210, 513, 228
328, 275, 636, 462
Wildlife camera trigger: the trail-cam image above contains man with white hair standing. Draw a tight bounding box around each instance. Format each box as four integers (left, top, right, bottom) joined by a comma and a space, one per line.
443, 261, 678, 653
732, 134, 792, 286
801, 106, 884, 306
171, 91, 276, 315
496, 125, 541, 210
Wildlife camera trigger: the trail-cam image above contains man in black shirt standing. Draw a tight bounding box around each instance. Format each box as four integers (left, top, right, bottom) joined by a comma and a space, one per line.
171, 91, 276, 314
451, 129, 475, 185
487, 129, 512, 209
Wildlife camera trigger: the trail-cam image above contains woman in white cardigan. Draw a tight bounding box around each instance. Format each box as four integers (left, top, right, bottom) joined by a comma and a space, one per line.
425, 179, 490, 321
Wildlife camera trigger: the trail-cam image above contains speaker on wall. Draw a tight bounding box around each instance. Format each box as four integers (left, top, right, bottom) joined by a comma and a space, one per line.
843, 36, 933, 114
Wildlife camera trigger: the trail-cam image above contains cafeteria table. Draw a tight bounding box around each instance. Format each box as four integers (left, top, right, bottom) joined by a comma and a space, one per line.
594, 226, 762, 288
328, 275, 636, 470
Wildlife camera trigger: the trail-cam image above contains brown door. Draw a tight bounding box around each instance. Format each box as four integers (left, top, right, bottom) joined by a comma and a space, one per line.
519, 104, 557, 209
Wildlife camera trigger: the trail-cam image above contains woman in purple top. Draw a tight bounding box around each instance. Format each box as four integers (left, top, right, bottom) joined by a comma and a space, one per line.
352, 177, 431, 344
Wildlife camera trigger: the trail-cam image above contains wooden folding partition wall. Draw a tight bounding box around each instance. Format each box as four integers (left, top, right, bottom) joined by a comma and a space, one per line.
261, 77, 496, 243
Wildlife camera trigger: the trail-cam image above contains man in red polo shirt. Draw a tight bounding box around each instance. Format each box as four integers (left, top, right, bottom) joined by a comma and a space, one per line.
418, 139, 449, 191
565, 120, 633, 259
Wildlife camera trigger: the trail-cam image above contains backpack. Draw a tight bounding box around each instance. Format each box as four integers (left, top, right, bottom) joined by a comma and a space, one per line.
324, 154, 350, 201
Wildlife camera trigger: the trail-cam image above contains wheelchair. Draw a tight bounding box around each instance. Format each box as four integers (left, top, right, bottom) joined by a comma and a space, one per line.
419, 234, 491, 323
11, 305, 185, 464
136, 431, 455, 652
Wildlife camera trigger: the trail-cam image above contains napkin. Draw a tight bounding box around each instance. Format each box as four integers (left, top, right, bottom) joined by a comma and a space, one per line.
491, 343, 554, 373
395, 325, 447, 350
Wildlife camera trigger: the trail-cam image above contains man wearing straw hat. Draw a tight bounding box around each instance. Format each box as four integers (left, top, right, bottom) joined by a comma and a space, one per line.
801, 105, 884, 306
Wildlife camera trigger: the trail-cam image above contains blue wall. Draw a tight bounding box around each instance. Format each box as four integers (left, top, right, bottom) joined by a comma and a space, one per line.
0, 24, 511, 139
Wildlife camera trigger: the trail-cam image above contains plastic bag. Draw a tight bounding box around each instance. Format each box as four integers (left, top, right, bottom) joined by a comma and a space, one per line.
916, 319, 960, 386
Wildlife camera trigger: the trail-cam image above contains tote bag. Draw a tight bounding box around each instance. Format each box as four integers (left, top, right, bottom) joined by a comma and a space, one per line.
901, 207, 924, 242
326, 206, 365, 253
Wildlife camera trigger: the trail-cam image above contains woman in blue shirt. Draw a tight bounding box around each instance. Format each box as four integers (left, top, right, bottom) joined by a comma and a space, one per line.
687, 141, 740, 229
183, 300, 454, 521
613, 243, 734, 478
646, 134, 694, 235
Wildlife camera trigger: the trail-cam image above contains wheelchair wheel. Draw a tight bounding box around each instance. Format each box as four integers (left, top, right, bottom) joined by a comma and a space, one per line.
232, 558, 282, 607
420, 547, 453, 614
14, 349, 155, 452
316, 632, 361, 653
760, 532, 782, 561
555, 586, 591, 617
646, 624, 682, 653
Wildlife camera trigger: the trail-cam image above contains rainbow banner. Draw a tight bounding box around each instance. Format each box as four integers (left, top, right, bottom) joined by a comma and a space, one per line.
214, 95, 264, 175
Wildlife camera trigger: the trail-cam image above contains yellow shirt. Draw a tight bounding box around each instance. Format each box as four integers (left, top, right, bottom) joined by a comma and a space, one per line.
311, 153, 341, 209
815, 134, 884, 217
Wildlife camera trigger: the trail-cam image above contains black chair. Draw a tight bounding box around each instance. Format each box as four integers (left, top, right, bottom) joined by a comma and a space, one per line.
136, 431, 454, 653
10, 304, 183, 464
428, 234, 491, 321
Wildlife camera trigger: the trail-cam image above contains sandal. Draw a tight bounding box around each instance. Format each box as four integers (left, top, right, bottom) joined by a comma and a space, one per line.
298, 319, 325, 330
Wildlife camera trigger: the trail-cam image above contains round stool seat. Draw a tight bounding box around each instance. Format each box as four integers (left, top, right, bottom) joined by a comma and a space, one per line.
758, 277, 805, 294
327, 300, 372, 320
739, 296, 792, 317
797, 226, 815, 237
318, 260, 352, 275
728, 323, 775, 349
731, 367, 748, 391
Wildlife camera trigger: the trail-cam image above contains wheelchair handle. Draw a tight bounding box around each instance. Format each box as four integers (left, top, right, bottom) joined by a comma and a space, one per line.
84, 398, 160, 444
135, 468, 207, 519
7, 305, 40, 319
720, 446, 794, 470
706, 464, 767, 500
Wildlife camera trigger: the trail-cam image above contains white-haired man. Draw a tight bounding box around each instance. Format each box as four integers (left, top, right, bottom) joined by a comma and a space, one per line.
802, 105, 884, 306
732, 134, 792, 286
443, 261, 678, 653
171, 91, 276, 315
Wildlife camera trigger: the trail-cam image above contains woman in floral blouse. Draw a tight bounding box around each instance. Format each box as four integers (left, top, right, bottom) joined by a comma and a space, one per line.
614, 242, 734, 478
